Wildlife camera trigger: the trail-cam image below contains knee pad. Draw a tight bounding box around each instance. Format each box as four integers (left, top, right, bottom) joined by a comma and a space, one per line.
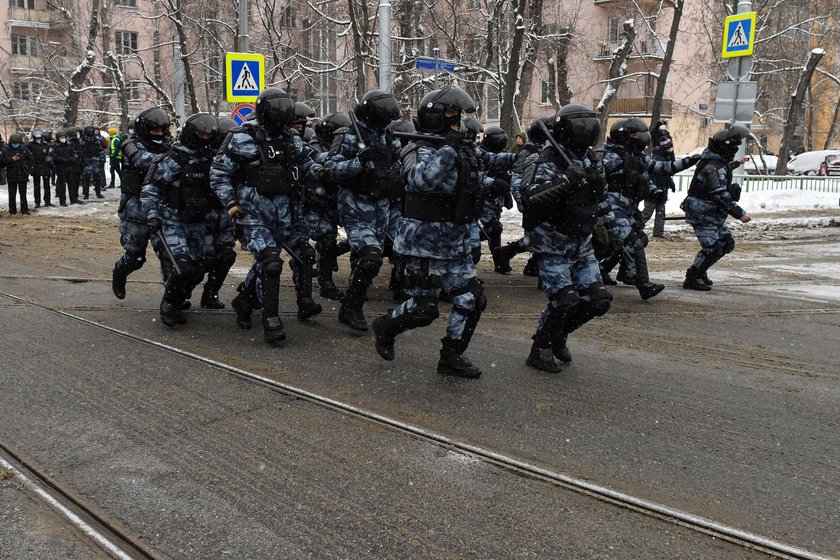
293, 242, 316, 265
719, 234, 735, 255
487, 220, 502, 238
216, 245, 237, 269
582, 282, 613, 316
413, 295, 440, 324
357, 245, 383, 277
123, 252, 146, 271
260, 247, 283, 278
549, 285, 580, 311
451, 277, 486, 312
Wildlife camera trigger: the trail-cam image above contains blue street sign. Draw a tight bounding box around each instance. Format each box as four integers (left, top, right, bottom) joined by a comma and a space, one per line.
225, 52, 264, 102
415, 56, 456, 73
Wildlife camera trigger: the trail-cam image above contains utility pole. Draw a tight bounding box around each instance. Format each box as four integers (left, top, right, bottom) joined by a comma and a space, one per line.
238, 0, 250, 53
173, 0, 185, 126
378, 0, 392, 92
433, 47, 440, 89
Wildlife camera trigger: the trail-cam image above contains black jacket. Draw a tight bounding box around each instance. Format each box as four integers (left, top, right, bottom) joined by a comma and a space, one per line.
0, 144, 33, 182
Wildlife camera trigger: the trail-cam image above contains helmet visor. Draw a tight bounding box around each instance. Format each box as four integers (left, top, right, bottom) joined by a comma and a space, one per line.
566, 117, 601, 150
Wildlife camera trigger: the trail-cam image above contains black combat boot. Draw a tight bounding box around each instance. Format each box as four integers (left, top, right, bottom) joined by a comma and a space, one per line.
372, 314, 397, 361
551, 332, 573, 363
522, 254, 539, 277
683, 266, 712, 291
260, 272, 286, 345
159, 300, 181, 327
437, 337, 482, 378
700, 271, 713, 286
637, 281, 665, 300
526, 338, 561, 373
231, 281, 256, 329
112, 263, 129, 300
338, 275, 371, 331
492, 242, 519, 275
316, 239, 344, 300
291, 259, 322, 321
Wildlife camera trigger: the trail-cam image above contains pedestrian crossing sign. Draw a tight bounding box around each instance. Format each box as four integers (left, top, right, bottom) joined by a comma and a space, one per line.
721, 12, 756, 59
225, 52, 265, 103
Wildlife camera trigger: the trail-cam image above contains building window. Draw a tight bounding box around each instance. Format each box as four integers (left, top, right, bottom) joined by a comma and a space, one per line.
11, 35, 37, 56
608, 17, 620, 43
10, 0, 36, 8
281, 6, 296, 28
115, 0, 138, 6
115, 31, 138, 55
540, 80, 551, 105
12, 81, 40, 101
127, 80, 141, 102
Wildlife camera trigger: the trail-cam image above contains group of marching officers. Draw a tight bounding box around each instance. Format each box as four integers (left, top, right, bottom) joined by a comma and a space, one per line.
109, 86, 751, 378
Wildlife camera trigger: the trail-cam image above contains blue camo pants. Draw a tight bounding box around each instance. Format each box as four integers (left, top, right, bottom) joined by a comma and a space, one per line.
337, 188, 388, 254
537, 237, 602, 333
389, 256, 477, 340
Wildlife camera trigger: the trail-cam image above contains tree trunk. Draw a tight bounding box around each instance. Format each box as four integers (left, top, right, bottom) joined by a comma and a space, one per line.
106, 52, 131, 132
514, 0, 544, 127
63, 0, 101, 126
596, 21, 636, 145
347, 0, 367, 101
822, 83, 840, 150
172, 0, 200, 114
499, 0, 528, 138
650, 0, 683, 129
775, 48, 825, 175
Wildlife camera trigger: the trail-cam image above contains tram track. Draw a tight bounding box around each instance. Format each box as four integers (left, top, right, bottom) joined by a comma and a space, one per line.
0, 289, 836, 560
0, 443, 162, 560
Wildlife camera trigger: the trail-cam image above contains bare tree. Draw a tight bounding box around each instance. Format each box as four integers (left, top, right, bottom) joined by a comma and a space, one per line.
596, 20, 636, 144
649, 0, 685, 128
61, 0, 102, 126
775, 48, 824, 174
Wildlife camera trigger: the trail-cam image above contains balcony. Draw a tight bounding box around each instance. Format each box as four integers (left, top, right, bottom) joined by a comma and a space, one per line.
592, 97, 673, 117
10, 55, 74, 73
6, 7, 64, 29
594, 37, 665, 60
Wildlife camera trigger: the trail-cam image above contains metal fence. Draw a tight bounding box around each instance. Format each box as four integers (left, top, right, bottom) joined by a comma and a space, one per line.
672, 174, 840, 193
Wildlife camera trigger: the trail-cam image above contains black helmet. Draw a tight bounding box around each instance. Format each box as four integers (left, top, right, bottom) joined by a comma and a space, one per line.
416, 86, 476, 134
481, 126, 508, 152
9, 133, 24, 145
294, 102, 316, 125
355, 89, 400, 130
303, 126, 316, 142
135, 107, 171, 144
553, 105, 600, 151
43, 130, 54, 142
463, 117, 484, 143
55, 129, 68, 140
709, 124, 749, 160
387, 118, 416, 135
609, 117, 650, 152
256, 87, 296, 133
212, 117, 237, 149
315, 112, 352, 142
32, 130, 43, 141
180, 113, 218, 150
527, 116, 555, 146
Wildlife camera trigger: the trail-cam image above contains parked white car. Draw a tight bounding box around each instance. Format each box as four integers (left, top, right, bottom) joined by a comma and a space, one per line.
743, 155, 794, 175
788, 150, 840, 175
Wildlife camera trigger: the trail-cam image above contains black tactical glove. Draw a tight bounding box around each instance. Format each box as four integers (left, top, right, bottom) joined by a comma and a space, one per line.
445, 130, 466, 148
357, 145, 390, 166
564, 163, 588, 187
728, 182, 742, 202
147, 217, 161, 235
681, 154, 702, 169
488, 177, 510, 197
317, 166, 332, 181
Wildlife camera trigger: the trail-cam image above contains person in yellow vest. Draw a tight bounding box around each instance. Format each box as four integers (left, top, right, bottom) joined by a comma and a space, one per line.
108, 127, 122, 189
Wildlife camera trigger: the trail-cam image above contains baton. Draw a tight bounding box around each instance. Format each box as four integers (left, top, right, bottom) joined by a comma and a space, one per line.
281, 242, 307, 267
155, 230, 182, 276
348, 111, 367, 150
664, 215, 686, 221
536, 119, 574, 167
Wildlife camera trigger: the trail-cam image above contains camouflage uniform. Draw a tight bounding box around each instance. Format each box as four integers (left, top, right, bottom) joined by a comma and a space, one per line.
372, 137, 492, 374
210, 120, 322, 340
600, 140, 691, 293
327, 120, 401, 329
521, 144, 613, 369
306, 144, 345, 299
111, 134, 170, 298
141, 140, 215, 323
474, 144, 516, 269
681, 149, 747, 275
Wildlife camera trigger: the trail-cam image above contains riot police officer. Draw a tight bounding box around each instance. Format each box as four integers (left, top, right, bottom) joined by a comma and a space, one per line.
111, 108, 172, 299
520, 104, 613, 373
326, 89, 402, 331
80, 126, 105, 199
371, 87, 506, 378
682, 125, 752, 291
51, 130, 76, 206
210, 87, 323, 346
600, 118, 699, 300
29, 131, 53, 207
141, 113, 219, 326
308, 112, 353, 300
475, 126, 516, 272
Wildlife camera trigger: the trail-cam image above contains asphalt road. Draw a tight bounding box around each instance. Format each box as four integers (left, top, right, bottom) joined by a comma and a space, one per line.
0, 212, 838, 559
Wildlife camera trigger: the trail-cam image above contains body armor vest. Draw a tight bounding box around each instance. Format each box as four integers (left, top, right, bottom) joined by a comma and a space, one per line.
522, 147, 604, 236
244, 134, 299, 196
166, 155, 213, 222
606, 151, 647, 201
688, 158, 730, 200
401, 141, 482, 224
